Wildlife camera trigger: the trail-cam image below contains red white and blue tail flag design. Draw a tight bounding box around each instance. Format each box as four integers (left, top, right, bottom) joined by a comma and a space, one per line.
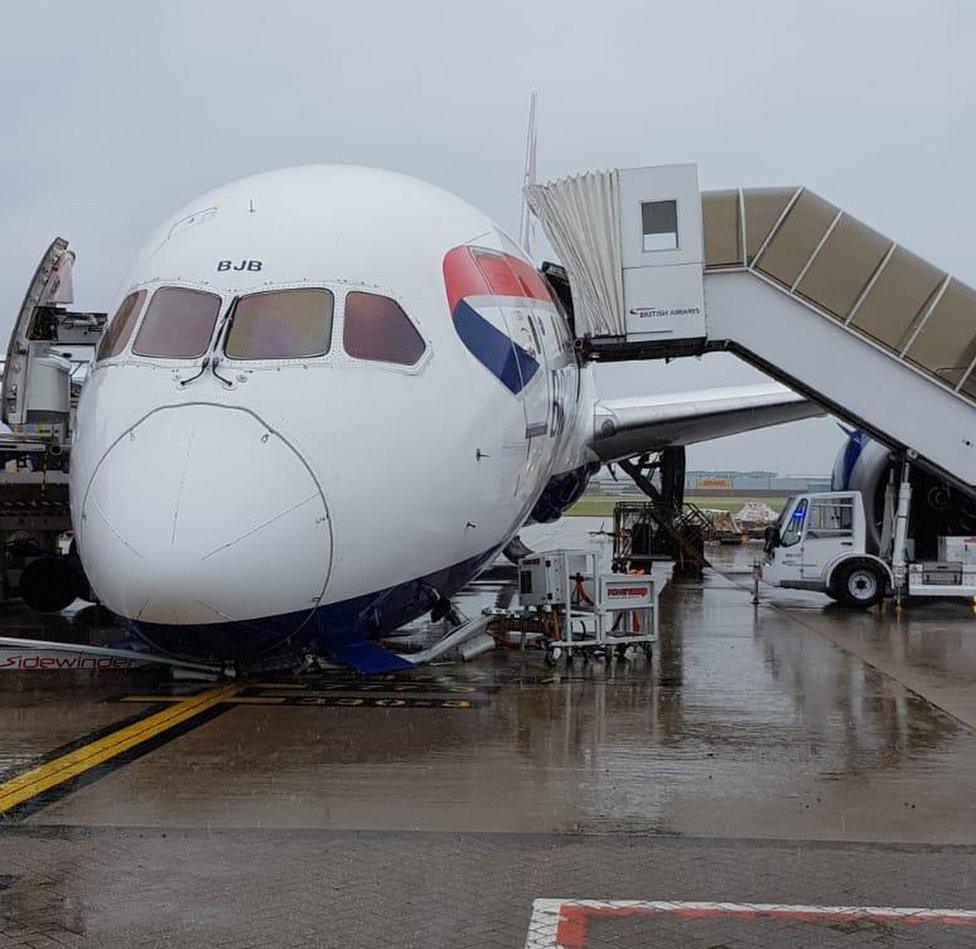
443, 245, 553, 395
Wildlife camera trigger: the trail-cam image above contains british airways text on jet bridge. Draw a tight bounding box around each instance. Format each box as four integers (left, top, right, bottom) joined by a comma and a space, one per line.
524, 164, 706, 346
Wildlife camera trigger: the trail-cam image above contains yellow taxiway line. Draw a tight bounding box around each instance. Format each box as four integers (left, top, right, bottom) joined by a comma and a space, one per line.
0, 682, 239, 816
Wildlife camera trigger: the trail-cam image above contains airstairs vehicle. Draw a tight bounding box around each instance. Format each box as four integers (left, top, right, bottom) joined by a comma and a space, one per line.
762, 488, 976, 607
526, 163, 976, 604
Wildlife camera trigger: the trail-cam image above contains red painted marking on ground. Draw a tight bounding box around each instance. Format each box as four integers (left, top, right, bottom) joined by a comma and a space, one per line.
527, 900, 976, 948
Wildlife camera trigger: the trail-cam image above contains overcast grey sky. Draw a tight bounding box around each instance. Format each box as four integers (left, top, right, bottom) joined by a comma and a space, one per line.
2, 0, 973, 474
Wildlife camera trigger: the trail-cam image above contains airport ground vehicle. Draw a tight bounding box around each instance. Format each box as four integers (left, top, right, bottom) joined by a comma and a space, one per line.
526, 163, 976, 612
761, 486, 976, 607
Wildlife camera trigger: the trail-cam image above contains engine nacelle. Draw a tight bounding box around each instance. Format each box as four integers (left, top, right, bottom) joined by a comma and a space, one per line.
529, 462, 600, 524
831, 432, 976, 558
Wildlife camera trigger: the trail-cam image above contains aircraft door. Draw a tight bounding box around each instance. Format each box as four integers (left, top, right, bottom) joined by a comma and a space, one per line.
468, 247, 553, 443
506, 307, 551, 440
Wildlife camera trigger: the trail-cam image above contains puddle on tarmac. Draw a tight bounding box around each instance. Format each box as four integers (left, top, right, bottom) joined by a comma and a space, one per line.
4, 517, 976, 842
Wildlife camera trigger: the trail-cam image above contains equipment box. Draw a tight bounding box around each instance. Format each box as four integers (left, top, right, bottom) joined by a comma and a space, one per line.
598, 575, 656, 610
919, 562, 963, 585
938, 536, 976, 565
518, 550, 594, 607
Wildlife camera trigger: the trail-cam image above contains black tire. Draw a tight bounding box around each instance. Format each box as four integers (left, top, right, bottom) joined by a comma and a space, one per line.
833, 560, 887, 609
19, 556, 78, 613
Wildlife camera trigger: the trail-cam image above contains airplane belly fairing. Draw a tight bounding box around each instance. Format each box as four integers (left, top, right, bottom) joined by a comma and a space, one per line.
125, 540, 505, 666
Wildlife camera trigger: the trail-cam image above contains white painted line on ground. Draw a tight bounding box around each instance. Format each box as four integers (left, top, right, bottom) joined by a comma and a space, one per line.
524, 899, 976, 948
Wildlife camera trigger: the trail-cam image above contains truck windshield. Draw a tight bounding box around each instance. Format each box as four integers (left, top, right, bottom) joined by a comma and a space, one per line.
225, 289, 334, 360
133, 287, 222, 359
780, 498, 807, 547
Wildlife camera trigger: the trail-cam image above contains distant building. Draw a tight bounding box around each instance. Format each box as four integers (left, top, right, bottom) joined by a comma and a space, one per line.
586, 467, 830, 497
686, 470, 831, 493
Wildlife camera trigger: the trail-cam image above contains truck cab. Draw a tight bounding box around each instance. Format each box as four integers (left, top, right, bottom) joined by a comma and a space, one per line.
762, 491, 892, 607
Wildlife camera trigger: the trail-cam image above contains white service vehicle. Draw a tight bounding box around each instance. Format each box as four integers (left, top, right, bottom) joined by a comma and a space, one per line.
762, 488, 976, 607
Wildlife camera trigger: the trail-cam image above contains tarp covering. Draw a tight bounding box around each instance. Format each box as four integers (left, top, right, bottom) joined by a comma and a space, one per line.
524, 171, 626, 338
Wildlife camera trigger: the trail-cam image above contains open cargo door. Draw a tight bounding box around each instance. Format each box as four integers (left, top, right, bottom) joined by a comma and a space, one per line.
3, 239, 104, 438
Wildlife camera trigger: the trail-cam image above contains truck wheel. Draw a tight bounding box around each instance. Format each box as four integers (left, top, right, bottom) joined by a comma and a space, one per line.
835, 561, 886, 608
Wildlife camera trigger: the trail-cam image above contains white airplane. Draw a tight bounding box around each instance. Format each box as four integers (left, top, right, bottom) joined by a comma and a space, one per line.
60, 164, 818, 672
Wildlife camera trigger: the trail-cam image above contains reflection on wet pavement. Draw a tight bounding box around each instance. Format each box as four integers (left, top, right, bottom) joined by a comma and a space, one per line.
0, 519, 968, 845
3, 518, 976, 947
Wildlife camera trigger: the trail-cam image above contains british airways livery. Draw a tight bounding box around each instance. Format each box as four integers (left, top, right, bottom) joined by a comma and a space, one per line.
67, 165, 816, 671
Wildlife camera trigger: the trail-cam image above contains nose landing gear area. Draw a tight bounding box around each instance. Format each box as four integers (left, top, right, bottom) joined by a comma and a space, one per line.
2, 544, 976, 946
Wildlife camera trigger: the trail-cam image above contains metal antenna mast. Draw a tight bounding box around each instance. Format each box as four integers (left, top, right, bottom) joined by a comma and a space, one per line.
517, 90, 539, 258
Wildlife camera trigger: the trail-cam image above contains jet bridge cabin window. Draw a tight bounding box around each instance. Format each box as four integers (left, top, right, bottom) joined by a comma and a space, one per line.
133, 287, 222, 359
343, 291, 425, 366
96, 290, 146, 361
225, 289, 334, 360
641, 200, 679, 252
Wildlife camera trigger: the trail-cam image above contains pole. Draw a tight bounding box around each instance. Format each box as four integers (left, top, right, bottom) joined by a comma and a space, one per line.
891, 454, 913, 601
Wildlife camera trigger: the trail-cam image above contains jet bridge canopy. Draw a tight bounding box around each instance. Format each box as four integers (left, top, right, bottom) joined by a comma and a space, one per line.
526, 164, 976, 495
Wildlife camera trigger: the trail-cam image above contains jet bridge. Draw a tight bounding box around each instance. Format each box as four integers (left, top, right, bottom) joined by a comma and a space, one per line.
526, 165, 976, 495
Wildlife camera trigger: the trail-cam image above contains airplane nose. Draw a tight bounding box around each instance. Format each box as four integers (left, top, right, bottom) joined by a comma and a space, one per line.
78, 404, 332, 652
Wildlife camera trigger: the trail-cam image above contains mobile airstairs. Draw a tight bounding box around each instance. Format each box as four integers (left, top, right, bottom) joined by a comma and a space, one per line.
526, 165, 976, 598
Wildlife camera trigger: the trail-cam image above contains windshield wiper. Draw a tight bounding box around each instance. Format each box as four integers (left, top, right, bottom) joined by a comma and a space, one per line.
208, 302, 236, 387
177, 356, 211, 388
178, 299, 236, 389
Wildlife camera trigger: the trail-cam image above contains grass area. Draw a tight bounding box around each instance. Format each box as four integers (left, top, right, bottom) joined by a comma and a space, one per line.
565, 494, 786, 517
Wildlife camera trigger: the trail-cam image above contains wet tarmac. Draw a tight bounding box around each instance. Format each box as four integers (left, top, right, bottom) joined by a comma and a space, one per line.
1, 517, 976, 946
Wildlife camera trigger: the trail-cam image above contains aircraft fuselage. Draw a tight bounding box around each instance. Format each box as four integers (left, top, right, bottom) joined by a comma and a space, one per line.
71, 165, 591, 666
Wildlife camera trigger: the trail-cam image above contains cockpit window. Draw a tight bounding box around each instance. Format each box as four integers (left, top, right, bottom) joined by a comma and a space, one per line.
96, 290, 146, 361
225, 289, 334, 360
343, 292, 425, 366
132, 287, 222, 359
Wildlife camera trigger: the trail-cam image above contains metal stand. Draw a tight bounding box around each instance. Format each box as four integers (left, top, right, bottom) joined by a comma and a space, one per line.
518, 550, 660, 666
891, 454, 914, 601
